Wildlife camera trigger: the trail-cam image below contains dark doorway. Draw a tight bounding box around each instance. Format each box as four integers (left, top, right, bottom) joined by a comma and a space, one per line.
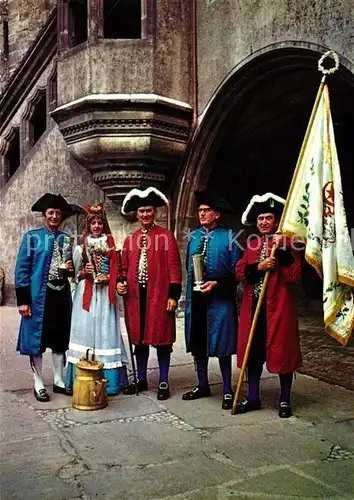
207, 68, 354, 229
178, 49, 354, 309
206, 63, 354, 305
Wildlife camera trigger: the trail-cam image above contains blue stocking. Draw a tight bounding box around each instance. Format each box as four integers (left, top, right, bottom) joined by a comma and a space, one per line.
219, 355, 232, 394
247, 362, 263, 403
279, 372, 293, 403
195, 356, 209, 388
135, 345, 149, 383
157, 345, 172, 384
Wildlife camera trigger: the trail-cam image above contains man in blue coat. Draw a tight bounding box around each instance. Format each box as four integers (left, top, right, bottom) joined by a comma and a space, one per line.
15, 193, 73, 402
183, 189, 240, 410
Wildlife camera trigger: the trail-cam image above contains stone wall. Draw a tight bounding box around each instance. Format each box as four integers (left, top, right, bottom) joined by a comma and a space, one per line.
7, 0, 55, 71
0, 117, 103, 303
197, 0, 354, 113
0, 59, 104, 303
0, 0, 9, 93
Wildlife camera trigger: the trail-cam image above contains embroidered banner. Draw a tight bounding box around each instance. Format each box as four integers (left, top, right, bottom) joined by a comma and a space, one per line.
281, 84, 354, 345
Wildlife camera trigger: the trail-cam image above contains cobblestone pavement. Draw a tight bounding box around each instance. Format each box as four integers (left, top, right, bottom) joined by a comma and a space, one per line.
297, 311, 354, 391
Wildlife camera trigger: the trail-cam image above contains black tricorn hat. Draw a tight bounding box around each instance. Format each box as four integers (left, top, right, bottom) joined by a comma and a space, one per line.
31, 193, 73, 215
241, 192, 285, 226
121, 187, 168, 215
194, 188, 234, 213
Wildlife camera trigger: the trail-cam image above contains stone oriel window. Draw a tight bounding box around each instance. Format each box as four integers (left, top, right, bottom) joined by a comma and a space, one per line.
68, 0, 88, 47
58, 0, 148, 49
103, 0, 142, 39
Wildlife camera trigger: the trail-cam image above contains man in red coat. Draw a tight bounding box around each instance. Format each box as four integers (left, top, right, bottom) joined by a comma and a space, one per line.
235, 193, 302, 418
117, 187, 182, 400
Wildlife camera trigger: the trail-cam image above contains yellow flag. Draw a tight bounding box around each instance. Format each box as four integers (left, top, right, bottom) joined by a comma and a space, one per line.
281, 84, 354, 345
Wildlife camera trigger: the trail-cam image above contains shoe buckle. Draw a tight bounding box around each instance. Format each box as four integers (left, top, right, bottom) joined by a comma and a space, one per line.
159, 382, 168, 389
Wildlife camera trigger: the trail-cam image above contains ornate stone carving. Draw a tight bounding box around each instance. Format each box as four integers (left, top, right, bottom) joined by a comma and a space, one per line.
51, 94, 192, 200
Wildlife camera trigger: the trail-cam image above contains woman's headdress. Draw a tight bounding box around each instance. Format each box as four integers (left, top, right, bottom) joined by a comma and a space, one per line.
83, 202, 110, 235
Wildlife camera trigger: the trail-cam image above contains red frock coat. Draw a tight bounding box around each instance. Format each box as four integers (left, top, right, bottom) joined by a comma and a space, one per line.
235, 237, 302, 373
121, 225, 182, 345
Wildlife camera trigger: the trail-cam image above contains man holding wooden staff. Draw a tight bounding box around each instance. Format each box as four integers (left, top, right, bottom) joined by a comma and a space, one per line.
235, 193, 302, 418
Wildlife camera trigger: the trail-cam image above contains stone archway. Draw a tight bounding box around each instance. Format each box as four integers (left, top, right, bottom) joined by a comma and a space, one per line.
174, 46, 354, 307
175, 46, 354, 236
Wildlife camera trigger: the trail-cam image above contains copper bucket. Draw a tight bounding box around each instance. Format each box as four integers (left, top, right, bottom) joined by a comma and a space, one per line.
72, 349, 108, 411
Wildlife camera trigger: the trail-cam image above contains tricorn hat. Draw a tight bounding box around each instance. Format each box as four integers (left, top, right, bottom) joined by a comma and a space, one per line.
31, 193, 73, 215
241, 192, 285, 226
194, 188, 234, 213
121, 187, 168, 215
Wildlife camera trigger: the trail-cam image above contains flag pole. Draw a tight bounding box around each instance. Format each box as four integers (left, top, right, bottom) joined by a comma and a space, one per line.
231, 51, 339, 415
278, 49, 339, 232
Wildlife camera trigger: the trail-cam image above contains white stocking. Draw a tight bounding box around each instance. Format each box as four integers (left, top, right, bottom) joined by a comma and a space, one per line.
30, 355, 45, 392
52, 352, 65, 388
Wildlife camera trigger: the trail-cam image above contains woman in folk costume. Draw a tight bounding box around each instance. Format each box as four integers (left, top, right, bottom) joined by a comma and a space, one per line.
117, 187, 182, 400
15, 193, 74, 402
66, 202, 128, 395
235, 193, 302, 418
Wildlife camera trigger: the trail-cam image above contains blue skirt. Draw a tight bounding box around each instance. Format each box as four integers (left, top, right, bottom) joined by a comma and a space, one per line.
66, 362, 128, 396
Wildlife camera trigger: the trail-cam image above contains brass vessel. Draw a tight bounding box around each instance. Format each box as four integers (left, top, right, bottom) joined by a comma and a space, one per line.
72, 349, 108, 411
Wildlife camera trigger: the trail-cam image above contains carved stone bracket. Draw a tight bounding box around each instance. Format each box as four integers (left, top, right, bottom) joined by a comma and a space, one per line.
51, 94, 192, 200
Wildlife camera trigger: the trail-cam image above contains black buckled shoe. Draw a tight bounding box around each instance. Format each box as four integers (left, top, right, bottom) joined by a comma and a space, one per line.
235, 398, 261, 414
222, 392, 234, 410
157, 382, 170, 401
53, 384, 72, 396
34, 388, 50, 402
182, 386, 211, 401
123, 379, 148, 395
278, 402, 292, 418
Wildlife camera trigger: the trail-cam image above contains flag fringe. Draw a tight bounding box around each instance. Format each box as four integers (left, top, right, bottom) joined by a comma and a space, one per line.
325, 290, 347, 324
338, 274, 354, 288
305, 254, 323, 280
325, 315, 354, 346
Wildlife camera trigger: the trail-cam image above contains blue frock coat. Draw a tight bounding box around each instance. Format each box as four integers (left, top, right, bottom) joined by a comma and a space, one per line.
15, 227, 70, 355
185, 226, 240, 357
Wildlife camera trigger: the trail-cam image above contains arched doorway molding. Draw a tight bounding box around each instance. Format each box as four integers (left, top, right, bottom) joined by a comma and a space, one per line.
174, 41, 354, 237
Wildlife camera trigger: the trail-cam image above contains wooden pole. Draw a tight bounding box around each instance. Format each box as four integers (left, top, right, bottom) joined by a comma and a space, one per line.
231, 79, 326, 415
117, 250, 139, 395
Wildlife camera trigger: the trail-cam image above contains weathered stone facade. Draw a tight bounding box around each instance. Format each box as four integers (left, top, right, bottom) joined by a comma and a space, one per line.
3, 0, 55, 85
196, 0, 354, 112
0, 0, 353, 304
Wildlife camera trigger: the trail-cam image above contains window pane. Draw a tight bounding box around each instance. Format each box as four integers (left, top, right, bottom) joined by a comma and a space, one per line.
104, 0, 141, 39
68, 0, 88, 47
